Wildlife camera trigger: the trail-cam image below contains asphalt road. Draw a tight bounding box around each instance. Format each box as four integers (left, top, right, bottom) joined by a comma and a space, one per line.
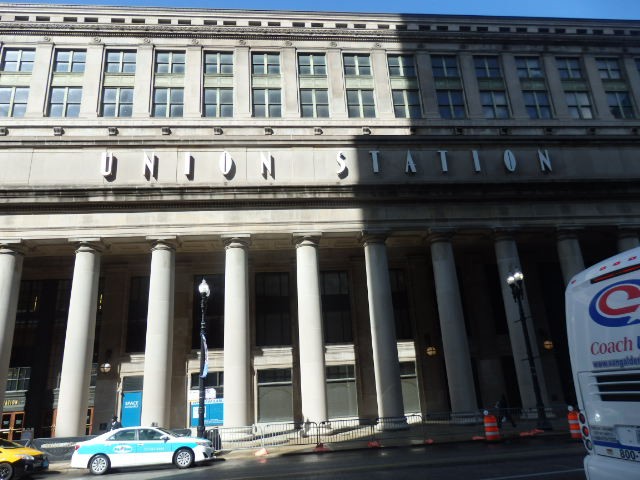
34, 437, 587, 480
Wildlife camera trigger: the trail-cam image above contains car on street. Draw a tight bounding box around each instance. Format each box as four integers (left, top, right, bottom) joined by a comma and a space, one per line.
70, 426, 215, 475
0, 452, 30, 480
0, 439, 49, 475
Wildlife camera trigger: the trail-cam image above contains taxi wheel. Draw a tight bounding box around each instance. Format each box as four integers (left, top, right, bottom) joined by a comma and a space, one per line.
173, 448, 194, 469
89, 454, 110, 475
0, 462, 14, 480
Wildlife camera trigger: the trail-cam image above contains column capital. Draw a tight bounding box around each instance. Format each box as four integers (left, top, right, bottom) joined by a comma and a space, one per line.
556, 226, 583, 241
68, 238, 105, 253
0, 240, 25, 256
222, 234, 251, 249
293, 232, 322, 248
360, 230, 389, 246
146, 236, 178, 251
492, 228, 518, 242
428, 228, 456, 244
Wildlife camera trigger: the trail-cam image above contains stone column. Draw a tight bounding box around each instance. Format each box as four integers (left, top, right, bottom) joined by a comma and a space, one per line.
184, 45, 203, 118
556, 229, 585, 286
362, 233, 405, 425
623, 56, 640, 116
234, 46, 251, 119
79, 43, 105, 118
56, 240, 102, 437
583, 55, 614, 120
617, 227, 640, 252
494, 233, 549, 411
133, 44, 153, 118
327, 48, 347, 119
281, 47, 299, 118
543, 54, 571, 119
25, 42, 53, 117
0, 242, 24, 417
371, 49, 394, 119
222, 235, 251, 427
141, 239, 175, 427
294, 234, 328, 425
459, 53, 483, 118
429, 231, 477, 412
416, 52, 439, 120
501, 53, 528, 120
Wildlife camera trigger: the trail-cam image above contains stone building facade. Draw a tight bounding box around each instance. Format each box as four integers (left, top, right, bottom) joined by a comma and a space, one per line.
0, 3, 639, 438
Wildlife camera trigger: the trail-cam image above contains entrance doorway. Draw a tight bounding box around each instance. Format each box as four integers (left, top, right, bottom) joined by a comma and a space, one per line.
1, 412, 24, 440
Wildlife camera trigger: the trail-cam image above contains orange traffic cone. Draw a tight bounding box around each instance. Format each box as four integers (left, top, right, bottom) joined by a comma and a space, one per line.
483, 411, 501, 442
568, 406, 581, 440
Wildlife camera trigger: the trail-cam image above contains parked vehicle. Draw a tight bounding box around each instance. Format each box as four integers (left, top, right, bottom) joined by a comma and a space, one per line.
70, 426, 215, 475
0, 453, 30, 480
0, 439, 49, 473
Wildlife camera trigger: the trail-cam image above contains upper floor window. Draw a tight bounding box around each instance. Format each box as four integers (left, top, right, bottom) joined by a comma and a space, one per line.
343, 54, 371, 76
474, 56, 502, 78
155, 51, 185, 74
1, 48, 35, 72
607, 91, 635, 119
6, 367, 30, 392
597, 58, 622, 80
152, 87, 183, 117
565, 91, 593, 119
48, 86, 82, 117
0, 87, 28, 117
298, 53, 326, 76
204, 87, 233, 117
204, 52, 233, 74
347, 89, 375, 118
437, 89, 465, 119
523, 90, 552, 119
54, 50, 86, 73
480, 90, 509, 119
106, 50, 136, 73
515, 57, 543, 79
387, 54, 416, 77
556, 57, 583, 79
102, 87, 133, 117
431, 55, 459, 78
252, 53, 280, 75
253, 88, 281, 117
392, 89, 421, 118
300, 88, 329, 118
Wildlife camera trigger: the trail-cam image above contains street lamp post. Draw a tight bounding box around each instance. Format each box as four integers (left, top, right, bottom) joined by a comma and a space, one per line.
506, 270, 552, 431
197, 278, 210, 439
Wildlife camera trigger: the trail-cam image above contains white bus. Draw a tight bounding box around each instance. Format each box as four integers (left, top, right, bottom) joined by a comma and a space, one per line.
566, 247, 640, 479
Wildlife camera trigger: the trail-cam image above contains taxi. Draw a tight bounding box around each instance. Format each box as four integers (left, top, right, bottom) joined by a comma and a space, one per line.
0, 439, 49, 478
70, 426, 215, 475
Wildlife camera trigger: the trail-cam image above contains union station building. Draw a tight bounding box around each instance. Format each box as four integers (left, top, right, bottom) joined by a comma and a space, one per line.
0, 3, 639, 438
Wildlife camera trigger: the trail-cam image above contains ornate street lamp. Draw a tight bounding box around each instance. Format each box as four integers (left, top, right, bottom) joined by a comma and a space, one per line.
506, 270, 552, 430
197, 278, 210, 439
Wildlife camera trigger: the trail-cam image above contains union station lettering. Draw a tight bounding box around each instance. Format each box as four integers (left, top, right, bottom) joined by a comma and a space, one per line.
99, 148, 553, 181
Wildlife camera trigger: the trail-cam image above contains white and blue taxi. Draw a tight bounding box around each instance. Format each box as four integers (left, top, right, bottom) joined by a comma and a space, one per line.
70, 426, 215, 475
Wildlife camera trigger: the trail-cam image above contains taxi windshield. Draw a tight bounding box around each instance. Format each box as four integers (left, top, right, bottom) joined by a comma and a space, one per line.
0, 439, 20, 448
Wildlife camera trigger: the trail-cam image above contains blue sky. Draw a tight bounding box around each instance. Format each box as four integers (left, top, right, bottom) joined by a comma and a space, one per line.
26, 0, 640, 20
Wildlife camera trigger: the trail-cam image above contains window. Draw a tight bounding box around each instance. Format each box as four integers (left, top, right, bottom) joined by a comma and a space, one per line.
437, 89, 465, 119
0, 87, 28, 117
431, 55, 459, 78
298, 53, 326, 76
474, 56, 502, 78
252, 88, 281, 117
321, 271, 352, 344
48, 87, 82, 117
343, 54, 371, 76
155, 51, 185, 74
257, 368, 292, 422
400, 362, 420, 413
6, 367, 30, 391
480, 90, 509, 118
54, 50, 86, 73
152, 87, 183, 117
607, 91, 635, 119
101, 87, 133, 117
204, 52, 233, 74
565, 91, 593, 119
190, 371, 224, 398
515, 57, 543, 78
204, 88, 233, 117
105, 50, 136, 73
346, 89, 375, 118
1, 48, 35, 72
388, 54, 416, 77
596, 58, 622, 80
392, 89, 421, 118
252, 53, 280, 75
523, 90, 552, 119
556, 57, 583, 79
300, 88, 329, 118
326, 365, 357, 418
255, 273, 291, 347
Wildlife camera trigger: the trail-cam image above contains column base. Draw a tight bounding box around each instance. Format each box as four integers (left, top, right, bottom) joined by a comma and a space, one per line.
376, 416, 408, 431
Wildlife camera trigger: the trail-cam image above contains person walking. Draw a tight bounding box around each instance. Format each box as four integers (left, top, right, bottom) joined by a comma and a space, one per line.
495, 395, 517, 428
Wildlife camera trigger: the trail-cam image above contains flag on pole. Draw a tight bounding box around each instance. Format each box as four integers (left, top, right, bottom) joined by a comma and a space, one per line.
200, 332, 209, 378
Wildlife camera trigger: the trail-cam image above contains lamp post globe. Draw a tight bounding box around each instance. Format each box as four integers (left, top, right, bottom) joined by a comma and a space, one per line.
197, 278, 210, 439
